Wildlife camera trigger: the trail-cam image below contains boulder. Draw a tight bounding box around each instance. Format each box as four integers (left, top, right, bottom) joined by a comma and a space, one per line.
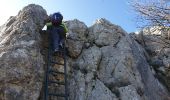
65, 19, 88, 58
0, 4, 47, 100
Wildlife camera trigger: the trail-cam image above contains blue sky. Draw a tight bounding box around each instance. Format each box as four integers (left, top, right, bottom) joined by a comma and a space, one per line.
0, 0, 138, 33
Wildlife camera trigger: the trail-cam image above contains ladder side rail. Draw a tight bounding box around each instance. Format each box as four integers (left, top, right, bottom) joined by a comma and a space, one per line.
44, 33, 52, 100
64, 40, 68, 100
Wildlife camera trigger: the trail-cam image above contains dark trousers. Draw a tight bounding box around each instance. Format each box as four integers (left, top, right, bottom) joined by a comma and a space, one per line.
49, 27, 65, 52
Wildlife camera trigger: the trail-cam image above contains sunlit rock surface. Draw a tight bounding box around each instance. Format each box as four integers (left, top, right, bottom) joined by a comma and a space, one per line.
0, 4, 47, 100
0, 4, 170, 100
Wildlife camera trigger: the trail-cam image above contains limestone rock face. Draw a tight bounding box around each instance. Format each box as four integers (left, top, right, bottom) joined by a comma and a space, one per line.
88, 18, 126, 47
1, 4, 170, 100
133, 31, 170, 93
67, 18, 170, 100
118, 85, 142, 100
0, 4, 47, 100
65, 19, 88, 58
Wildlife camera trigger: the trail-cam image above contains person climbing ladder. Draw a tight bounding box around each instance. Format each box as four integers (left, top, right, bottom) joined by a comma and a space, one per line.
46, 12, 68, 55
44, 12, 69, 100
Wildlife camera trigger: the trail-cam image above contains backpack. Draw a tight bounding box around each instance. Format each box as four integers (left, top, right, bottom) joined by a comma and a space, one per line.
51, 12, 63, 26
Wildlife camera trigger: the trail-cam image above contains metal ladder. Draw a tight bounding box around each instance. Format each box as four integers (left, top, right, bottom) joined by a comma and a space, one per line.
44, 39, 68, 100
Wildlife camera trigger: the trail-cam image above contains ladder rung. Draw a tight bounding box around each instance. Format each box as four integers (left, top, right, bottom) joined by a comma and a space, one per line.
49, 93, 66, 97
49, 70, 65, 75
49, 80, 65, 85
51, 61, 64, 65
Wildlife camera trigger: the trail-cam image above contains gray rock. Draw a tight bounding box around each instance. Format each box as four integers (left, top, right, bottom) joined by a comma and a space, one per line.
98, 37, 143, 90
0, 4, 47, 100
87, 79, 118, 100
65, 19, 88, 41
128, 34, 169, 100
67, 18, 170, 100
135, 31, 170, 92
75, 46, 101, 72
118, 85, 142, 100
1, 4, 170, 100
68, 70, 87, 100
67, 39, 84, 58
65, 19, 88, 58
88, 18, 125, 46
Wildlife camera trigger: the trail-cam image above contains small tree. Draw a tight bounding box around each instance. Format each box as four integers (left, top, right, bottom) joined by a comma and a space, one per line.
131, 0, 170, 37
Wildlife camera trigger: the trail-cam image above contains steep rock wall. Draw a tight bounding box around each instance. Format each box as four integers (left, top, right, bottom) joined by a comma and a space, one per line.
0, 4, 47, 100
66, 19, 170, 100
0, 4, 169, 100
131, 31, 170, 96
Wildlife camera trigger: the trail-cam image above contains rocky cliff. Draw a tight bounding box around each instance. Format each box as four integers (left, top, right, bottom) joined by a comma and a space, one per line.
0, 4, 47, 100
0, 4, 170, 100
